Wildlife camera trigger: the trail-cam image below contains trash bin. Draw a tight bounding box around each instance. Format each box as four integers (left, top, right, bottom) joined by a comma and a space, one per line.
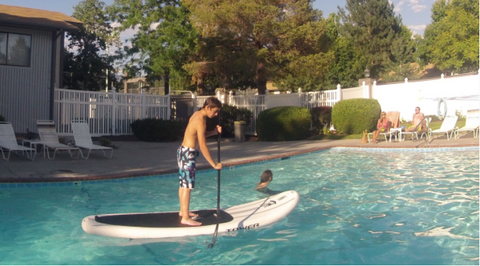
234, 121, 247, 142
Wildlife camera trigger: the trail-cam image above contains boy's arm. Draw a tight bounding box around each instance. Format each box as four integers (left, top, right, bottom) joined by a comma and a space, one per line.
205, 125, 221, 137
196, 122, 220, 169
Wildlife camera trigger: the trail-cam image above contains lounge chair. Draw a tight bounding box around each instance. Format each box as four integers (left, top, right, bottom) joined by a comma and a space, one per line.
0, 122, 36, 161
400, 116, 431, 142
367, 111, 401, 143
71, 120, 113, 159
36, 120, 80, 159
455, 109, 479, 139
429, 115, 458, 141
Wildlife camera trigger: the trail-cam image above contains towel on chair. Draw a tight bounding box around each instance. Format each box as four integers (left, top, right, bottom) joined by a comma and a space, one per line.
386, 111, 401, 128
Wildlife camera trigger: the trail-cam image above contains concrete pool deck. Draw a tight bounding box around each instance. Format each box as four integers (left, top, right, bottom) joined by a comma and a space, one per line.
0, 135, 478, 182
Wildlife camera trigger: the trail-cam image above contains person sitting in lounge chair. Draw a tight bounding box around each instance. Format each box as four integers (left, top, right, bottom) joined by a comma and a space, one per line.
406, 107, 426, 132
371, 111, 389, 144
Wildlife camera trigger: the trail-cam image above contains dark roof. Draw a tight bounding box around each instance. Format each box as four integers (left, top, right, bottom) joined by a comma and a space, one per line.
0, 4, 83, 31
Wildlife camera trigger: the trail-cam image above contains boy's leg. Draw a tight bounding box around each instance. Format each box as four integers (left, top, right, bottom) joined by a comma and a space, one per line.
179, 187, 201, 226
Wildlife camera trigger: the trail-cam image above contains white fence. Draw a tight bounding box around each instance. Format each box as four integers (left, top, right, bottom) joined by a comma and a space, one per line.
195, 91, 338, 134
217, 90, 339, 134
52, 73, 479, 136
54, 89, 170, 136
373, 74, 479, 121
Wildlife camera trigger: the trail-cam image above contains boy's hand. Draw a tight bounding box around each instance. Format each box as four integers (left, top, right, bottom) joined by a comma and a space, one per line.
216, 125, 222, 134
214, 163, 222, 170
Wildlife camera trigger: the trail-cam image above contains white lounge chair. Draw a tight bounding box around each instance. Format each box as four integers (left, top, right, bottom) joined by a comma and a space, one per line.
36, 120, 80, 159
455, 109, 479, 139
429, 115, 458, 141
399, 116, 432, 142
71, 120, 113, 159
0, 122, 36, 161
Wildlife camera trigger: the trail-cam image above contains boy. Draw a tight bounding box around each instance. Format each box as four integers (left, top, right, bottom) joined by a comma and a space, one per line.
177, 97, 222, 226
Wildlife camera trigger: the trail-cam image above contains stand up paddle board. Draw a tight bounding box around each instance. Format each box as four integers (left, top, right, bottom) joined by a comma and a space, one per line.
82, 190, 299, 239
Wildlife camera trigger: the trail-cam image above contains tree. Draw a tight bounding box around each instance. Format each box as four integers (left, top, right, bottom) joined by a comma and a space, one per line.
64, 31, 112, 91
420, 0, 479, 74
107, 0, 197, 94
381, 25, 419, 82
271, 2, 335, 92
183, 0, 333, 94
338, 0, 404, 79
322, 13, 365, 89
64, 0, 119, 91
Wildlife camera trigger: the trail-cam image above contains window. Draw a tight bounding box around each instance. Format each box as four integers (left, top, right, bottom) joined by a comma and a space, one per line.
0, 32, 32, 67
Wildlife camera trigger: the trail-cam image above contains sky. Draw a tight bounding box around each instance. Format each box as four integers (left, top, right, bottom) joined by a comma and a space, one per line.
2, 0, 435, 36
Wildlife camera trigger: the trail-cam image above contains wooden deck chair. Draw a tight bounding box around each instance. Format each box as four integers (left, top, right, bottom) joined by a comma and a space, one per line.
455, 109, 479, 139
36, 120, 80, 159
70, 120, 113, 159
0, 122, 36, 161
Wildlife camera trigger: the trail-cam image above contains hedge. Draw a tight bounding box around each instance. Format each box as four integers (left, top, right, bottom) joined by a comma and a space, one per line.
257, 106, 311, 141
331, 99, 381, 134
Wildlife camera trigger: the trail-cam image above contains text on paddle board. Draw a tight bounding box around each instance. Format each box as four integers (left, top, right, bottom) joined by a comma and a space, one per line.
227, 223, 260, 232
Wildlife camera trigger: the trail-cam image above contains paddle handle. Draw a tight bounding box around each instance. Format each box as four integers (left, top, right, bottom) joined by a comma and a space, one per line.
216, 122, 221, 211
208, 115, 221, 249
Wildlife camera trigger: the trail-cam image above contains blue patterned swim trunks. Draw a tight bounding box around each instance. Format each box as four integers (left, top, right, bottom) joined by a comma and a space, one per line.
177, 145, 199, 189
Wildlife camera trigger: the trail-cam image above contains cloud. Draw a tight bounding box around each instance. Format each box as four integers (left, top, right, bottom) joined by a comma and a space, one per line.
407, 24, 427, 35
409, 0, 427, 12
394, 0, 427, 13
394, 0, 405, 13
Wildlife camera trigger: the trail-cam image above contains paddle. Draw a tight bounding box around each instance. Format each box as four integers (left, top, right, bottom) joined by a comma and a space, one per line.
208, 115, 221, 249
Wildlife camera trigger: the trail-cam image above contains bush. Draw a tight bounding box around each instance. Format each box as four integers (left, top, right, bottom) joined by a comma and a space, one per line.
0, 115, 5, 121
98, 137, 112, 147
331, 99, 381, 134
130, 118, 183, 142
206, 104, 252, 138
257, 106, 311, 141
310, 106, 332, 134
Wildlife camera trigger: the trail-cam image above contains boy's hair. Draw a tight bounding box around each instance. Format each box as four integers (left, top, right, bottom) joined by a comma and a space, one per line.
260, 170, 273, 183
202, 97, 222, 109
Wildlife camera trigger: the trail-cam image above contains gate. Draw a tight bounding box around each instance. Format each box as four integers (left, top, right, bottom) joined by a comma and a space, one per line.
170, 92, 195, 122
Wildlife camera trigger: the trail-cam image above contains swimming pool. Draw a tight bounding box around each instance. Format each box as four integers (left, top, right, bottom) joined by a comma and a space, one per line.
0, 148, 478, 264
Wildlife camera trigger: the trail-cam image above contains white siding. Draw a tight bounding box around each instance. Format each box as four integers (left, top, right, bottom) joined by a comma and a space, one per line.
0, 25, 52, 134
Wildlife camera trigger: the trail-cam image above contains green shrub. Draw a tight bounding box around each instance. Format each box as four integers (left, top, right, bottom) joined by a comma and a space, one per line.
257, 106, 311, 141
98, 137, 112, 147
0, 115, 5, 121
130, 118, 183, 142
310, 106, 332, 134
331, 99, 381, 134
206, 104, 252, 138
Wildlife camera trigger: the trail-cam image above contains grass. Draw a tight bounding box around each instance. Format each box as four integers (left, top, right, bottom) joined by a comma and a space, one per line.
309, 117, 467, 140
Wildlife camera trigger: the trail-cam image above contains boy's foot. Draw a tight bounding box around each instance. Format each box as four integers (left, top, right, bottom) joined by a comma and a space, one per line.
179, 212, 199, 219
180, 218, 202, 226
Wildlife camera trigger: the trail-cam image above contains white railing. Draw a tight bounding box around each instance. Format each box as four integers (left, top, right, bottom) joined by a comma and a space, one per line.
54, 89, 170, 136
225, 91, 337, 134
52, 88, 340, 136
300, 90, 339, 109
45, 73, 480, 137
373, 73, 479, 121
229, 95, 267, 134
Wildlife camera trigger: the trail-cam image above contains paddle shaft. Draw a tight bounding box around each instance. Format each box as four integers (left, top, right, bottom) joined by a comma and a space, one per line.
208, 117, 221, 249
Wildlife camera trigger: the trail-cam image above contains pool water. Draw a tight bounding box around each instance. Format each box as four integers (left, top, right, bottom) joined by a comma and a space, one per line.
0, 148, 478, 264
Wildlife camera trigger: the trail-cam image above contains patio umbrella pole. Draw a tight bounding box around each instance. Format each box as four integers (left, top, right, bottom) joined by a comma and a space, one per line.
208, 115, 221, 249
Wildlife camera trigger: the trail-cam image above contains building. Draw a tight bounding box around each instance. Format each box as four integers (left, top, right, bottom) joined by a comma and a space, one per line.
0, 5, 82, 134
123, 76, 165, 95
